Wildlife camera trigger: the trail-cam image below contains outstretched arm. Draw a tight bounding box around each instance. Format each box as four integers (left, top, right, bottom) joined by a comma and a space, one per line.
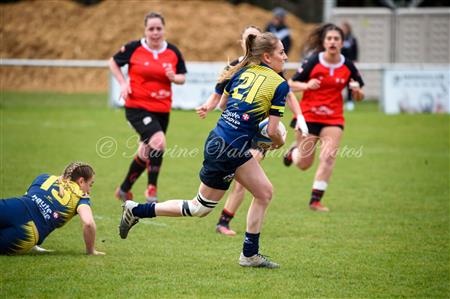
288, 78, 321, 92
77, 205, 105, 256
196, 93, 221, 119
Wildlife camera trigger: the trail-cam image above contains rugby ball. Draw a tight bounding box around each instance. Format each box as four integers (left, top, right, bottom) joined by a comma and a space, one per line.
252, 118, 287, 149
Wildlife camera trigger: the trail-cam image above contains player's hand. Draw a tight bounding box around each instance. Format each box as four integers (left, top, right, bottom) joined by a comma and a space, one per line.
164, 64, 175, 82
270, 142, 284, 150
196, 104, 208, 119
349, 79, 364, 101
269, 137, 285, 150
307, 78, 321, 90
120, 82, 132, 100
351, 89, 364, 101
295, 114, 309, 137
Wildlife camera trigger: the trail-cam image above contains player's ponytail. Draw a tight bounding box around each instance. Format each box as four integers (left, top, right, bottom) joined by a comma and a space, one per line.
218, 33, 257, 82
58, 162, 94, 197
218, 32, 278, 82
62, 161, 95, 182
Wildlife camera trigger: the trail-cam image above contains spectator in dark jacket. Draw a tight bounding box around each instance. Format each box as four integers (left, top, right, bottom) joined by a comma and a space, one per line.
341, 21, 359, 111
265, 7, 292, 55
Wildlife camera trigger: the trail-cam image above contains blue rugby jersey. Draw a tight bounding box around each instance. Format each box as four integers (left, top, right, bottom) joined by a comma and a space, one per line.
213, 63, 288, 149
21, 174, 91, 242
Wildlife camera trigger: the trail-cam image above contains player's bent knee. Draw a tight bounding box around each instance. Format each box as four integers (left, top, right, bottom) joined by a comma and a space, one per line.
253, 183, 273, 203
297, 161, 312, 171
149, 133, 166, 151
180, 193, 218, 217
137, 143, 150, 162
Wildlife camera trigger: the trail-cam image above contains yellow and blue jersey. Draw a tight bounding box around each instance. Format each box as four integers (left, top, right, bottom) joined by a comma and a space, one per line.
22, 174, 91, 241
1, 174, 90, 254
213, 63, 288, 149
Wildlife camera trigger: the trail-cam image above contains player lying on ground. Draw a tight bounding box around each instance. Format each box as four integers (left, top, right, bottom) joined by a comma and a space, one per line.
0, 162, 105, 255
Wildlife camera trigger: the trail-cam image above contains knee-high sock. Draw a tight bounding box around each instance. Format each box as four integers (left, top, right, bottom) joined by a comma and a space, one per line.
242, 232, 260, 257
147, 149, 164, 186
310, 180, 328, 204
120, 156, 147, 191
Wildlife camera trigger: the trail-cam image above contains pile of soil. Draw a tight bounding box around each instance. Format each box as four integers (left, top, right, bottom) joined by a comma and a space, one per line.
1, 0, 315, 92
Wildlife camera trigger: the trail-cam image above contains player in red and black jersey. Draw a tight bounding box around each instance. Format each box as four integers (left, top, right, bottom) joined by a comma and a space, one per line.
109, 12, 187, 203
284, 23, 365, 212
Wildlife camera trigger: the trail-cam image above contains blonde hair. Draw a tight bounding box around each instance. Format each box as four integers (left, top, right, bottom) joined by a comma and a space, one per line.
63, 161, 95, 181
219, 32, 279, 82
59, 161, 94, 197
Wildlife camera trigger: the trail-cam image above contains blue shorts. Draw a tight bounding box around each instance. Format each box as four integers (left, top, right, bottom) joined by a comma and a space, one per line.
0, 198, 39, 255
199, 131, 253, 190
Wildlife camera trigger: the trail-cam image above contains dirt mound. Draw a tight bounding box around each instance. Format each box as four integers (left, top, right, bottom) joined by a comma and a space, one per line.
1, 0, 315, 92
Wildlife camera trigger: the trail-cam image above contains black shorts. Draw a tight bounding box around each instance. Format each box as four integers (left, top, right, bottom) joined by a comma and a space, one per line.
289, 119, 344, 136
125, 108, 170, 142
199, 131, 253, 190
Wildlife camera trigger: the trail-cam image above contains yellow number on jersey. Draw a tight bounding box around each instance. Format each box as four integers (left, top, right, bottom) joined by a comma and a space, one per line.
40, 175, 71, 205
231, 72, 267, 104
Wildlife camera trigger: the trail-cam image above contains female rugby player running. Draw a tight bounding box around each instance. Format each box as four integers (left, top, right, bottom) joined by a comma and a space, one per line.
197, 25, 307, 236
284, 23, 365, 212
119, 32, 289, 268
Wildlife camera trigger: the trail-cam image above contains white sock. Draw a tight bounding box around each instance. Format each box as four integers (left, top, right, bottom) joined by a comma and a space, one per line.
292, 147, 301, 164
313, 180, 328, 191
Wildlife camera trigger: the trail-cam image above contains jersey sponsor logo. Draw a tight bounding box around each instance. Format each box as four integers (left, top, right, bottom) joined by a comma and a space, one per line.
311, 105, 334, 116
31, 194, 53, 221
222, 110, 241, 129
150, 89, 171, 100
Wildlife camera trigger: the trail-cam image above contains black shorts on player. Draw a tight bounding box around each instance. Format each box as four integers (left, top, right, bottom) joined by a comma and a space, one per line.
289, 118, 344, 136
125, 108, 170, 142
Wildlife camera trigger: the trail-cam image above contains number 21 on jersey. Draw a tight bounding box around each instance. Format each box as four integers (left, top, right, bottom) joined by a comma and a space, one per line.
231, 72, 266, 104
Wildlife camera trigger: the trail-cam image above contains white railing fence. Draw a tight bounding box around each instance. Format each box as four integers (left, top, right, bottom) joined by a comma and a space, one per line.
1, 59, 449, 113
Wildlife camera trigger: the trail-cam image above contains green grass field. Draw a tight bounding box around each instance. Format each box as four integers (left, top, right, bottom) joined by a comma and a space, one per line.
1, 92, 449, 298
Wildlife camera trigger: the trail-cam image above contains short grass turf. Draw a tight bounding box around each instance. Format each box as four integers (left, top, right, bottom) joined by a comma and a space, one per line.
0, 92, 449, 298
